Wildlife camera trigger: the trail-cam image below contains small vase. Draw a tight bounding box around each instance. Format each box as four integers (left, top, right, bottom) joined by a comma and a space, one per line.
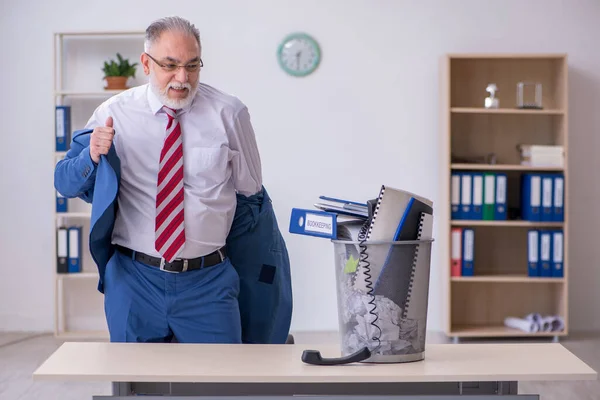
104, 76, 128, 90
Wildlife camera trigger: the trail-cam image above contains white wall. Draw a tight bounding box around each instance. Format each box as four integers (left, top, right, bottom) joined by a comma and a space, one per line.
1, 0, 599, 333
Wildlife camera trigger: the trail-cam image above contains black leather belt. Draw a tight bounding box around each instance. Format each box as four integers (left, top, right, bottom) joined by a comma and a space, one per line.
116, 245, 226, 273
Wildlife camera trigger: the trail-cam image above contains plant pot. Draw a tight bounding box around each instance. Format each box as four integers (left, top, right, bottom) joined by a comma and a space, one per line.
104, 76, 128, 90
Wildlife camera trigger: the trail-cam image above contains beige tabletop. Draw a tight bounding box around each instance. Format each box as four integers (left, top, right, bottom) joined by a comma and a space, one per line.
33, 342, 597, 383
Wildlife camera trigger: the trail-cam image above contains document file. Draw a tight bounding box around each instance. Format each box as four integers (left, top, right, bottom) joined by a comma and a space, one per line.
471, 173, 483, 220
451, 172, 461, 219
552, 174, 564, 222
460, 173, 472, 219
551, 230, 564, 277
539, 231, 552, 277
289, 208, 338, 239
541, 174, 554, 221
461, 228, 474, 276
521, 173, 541, 221
527, 230, 539, 277
68, 226, 82, 273
56, 227, 68, 273
450, 227, 462, 277
482, 173, 495, 220
55, 159, 67, 213
494, 173, 507, 220
55, 105, 71, 152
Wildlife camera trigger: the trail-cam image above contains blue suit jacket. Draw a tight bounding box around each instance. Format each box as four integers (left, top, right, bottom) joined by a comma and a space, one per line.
54, 129, 293, 344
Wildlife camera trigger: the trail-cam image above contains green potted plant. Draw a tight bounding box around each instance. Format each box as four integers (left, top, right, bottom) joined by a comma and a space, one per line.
102, 53, 138, 90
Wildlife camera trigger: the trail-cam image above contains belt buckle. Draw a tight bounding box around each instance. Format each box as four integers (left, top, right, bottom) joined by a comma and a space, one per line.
159, 258, 177, 273
159, 258, 188, 273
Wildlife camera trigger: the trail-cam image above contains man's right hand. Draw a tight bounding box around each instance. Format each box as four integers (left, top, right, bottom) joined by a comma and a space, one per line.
90, 116, 114, 164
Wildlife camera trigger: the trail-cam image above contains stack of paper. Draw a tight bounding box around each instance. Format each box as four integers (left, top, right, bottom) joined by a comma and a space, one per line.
518, 144, 564, 167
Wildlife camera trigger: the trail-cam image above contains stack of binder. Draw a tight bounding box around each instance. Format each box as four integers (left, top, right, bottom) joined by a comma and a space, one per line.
527, 229, 564, 278
451, 171, 565, 222
56, 226, 82, 273
449, 227, 564, 278
521, 173, 564, 221
451, 171, 507, 220
450, 227, 474, 277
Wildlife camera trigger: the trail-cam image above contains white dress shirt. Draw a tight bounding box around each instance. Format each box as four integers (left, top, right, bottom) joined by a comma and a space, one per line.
84, 83, 263, 259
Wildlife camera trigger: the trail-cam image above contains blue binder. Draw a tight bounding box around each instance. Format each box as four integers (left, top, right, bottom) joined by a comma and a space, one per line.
451, 172, 461, 220
460, 173, 473, 220
539, 231, 552, 277
527, 230, 539, 277
541, 174, 554, 222
521, 174, 541, 221
289, 208, 338, 239
56, 190, 67, 213
494, 173, 507, 220
461, 228, 474, 276
552, 174, 565, 222
471, 173, 483, 220
551, 229, 564, 278
55, 105, 71, 152
67, 226, 82, 273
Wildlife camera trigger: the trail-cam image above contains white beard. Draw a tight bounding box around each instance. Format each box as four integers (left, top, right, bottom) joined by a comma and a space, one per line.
149, 72, 198, 110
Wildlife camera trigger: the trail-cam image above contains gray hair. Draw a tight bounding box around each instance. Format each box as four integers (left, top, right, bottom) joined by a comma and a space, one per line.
144, 16, 201, 52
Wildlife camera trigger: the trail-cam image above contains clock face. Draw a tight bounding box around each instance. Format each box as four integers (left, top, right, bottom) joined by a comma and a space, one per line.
277, 33, 321, 77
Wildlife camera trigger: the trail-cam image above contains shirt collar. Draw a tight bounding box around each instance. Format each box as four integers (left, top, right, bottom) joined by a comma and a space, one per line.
146, 84, 196, 116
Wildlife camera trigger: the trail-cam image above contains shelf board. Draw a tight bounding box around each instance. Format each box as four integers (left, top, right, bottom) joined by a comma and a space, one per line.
57, 272, 98, 280
450, 107, 564, 115
452, 275, 564, 283
451, 220, 564, 227
56, 31, 144, 37
447, 53, 567, 59
449, 325, 566, 338
55, 90, 125, 97
451, 163, 564, 171
56, 212, 91, 218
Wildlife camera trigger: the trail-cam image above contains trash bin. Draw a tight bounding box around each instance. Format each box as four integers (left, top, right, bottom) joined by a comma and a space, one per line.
332, 238, 434, 363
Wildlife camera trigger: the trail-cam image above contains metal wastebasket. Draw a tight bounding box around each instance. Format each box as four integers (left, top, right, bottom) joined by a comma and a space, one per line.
332, 238, 434, 363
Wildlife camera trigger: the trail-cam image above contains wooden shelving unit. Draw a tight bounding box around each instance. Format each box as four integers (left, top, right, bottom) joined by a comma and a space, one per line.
440, 54, 569, 340
53, 30, 146, 339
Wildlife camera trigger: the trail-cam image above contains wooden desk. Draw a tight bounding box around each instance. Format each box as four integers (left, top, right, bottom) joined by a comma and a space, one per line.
33, 342, 596, 399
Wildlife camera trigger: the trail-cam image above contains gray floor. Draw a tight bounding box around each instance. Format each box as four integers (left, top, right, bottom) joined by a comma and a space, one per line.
1, 330, 598, 399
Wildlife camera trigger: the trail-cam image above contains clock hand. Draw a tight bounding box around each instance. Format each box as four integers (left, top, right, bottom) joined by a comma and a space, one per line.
296, 51, 301, 69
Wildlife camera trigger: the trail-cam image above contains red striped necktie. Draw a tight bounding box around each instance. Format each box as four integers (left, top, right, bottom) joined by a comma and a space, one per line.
155, 106, 185, 262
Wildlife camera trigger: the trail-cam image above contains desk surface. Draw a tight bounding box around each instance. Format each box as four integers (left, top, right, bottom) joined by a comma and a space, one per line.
33, 342, 596, 383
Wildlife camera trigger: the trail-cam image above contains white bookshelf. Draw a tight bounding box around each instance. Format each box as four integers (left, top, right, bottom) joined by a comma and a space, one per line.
53, 30, 147, 339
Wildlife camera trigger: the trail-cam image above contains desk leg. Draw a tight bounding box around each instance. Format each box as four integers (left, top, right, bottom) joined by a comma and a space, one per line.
111, 382, 132, 396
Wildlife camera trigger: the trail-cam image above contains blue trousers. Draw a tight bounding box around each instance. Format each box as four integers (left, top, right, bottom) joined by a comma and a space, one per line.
103, 250, 242, 343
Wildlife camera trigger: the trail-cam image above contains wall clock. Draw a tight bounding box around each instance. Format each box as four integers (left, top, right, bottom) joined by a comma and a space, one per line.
277, 33, 321, 77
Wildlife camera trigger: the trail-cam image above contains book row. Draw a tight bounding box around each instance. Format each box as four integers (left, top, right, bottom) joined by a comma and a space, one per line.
450, 227, 563, 278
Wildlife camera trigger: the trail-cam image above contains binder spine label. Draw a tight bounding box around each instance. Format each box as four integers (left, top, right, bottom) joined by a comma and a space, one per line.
464, 230, 474, 261
451, 173, 460, 218
461, 174, 472, 216
496, 175, 506, 204
554, 177, 564, 207
528, 230, 539, 277
540, 232, 551, 277
304, 213, 334, 235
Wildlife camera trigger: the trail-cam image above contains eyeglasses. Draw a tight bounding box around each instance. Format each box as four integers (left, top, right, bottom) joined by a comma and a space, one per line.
145, 52, 203, 73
